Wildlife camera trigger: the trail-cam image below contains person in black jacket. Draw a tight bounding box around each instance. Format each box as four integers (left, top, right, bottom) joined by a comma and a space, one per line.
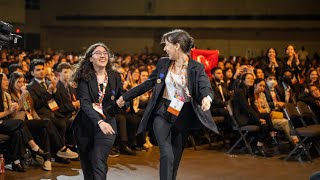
54, 62, 79, 147
233, 73, 272, 157
72, 42, 123, 180
117, 29, 218, 180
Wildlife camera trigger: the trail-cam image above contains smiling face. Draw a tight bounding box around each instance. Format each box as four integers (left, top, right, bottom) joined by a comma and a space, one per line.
310, 70, 319, 83
90, 46, 109, 69
286, 45, 295, 57
310, 86, 320, 99
267, 48, 276, 60
163, 39, 179, 60
244, 74, 254, 87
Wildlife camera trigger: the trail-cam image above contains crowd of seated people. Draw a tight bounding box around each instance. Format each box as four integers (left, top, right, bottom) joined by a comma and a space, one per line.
1, 44, 320, 173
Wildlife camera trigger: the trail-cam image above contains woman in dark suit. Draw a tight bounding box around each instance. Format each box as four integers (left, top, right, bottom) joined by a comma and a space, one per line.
72, 42, 122, 180
117, 29, 218, 180
233, 73, 272, 157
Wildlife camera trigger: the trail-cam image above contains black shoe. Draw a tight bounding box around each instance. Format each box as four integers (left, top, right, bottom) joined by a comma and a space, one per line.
54, 157, 71, 164
255, 146, 273, 157
35, 148, 50, 159
120, 146, 136, 156
109, 149, 120, 158
12, 163, 26, 172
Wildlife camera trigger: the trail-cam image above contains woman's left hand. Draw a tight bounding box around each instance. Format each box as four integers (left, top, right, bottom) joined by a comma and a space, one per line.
201, 97, 211, 111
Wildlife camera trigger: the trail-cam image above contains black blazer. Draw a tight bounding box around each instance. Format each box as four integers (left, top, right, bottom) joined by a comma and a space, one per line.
210, 80, 231, 108
54, 81, 77, 120
233, 86, 260, 126
26, 79, 55, 119
74, 70, 122, 137
122, 57, 218, 134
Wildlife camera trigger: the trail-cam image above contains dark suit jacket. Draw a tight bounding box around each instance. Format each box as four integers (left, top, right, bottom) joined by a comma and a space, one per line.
26, 79, 55, 119
122, 57, 218, 134
233, 86, 260, 126
264, 85, 283, 110
74, 70, 122, 137
210, 80, 231, 108
54, 81, 77, 120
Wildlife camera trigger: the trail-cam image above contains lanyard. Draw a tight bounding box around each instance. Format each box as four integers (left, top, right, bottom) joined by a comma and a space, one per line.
97, 72, 108, 104
22, 95, 32, 116
168, 61, 191, 101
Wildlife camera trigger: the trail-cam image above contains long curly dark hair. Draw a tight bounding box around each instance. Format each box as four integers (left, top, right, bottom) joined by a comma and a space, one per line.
72, 42, 111, 84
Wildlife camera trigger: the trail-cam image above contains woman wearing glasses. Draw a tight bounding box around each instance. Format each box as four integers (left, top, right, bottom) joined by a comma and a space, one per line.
72, 42, 124, 180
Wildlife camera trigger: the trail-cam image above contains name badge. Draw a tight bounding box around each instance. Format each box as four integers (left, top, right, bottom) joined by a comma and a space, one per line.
26, 111, 33, 120
167, 96, 184, 116
48, 99, 59, 112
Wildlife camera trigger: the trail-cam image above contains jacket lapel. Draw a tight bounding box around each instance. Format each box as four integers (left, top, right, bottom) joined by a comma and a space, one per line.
187, 58, 197, 96
88, 76, 99, 103
107, 70, 116, 98
154, 59, 171, 97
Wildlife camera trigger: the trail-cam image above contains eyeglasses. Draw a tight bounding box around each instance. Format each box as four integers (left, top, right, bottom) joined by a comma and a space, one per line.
92, 51, 108, 57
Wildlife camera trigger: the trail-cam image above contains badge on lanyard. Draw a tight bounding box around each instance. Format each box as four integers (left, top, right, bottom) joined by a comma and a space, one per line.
48, 99, 59, 111
167, 95, 184, 116
26, 111, 33, 120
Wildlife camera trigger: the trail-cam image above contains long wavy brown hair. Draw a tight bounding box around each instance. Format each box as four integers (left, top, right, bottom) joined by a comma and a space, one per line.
72, 42, 111, 84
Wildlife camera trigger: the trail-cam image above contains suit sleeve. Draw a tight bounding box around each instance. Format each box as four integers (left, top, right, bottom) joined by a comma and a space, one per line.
27, 83, 53, 110
54, 90, 75, 113
122, 58, 163, 101
197, 63, 214, 101
234, 89, 260, 123
77, 80, 102, 125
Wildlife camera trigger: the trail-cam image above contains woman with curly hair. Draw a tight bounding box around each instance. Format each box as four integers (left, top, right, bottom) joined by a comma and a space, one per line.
72, 42, 124, 180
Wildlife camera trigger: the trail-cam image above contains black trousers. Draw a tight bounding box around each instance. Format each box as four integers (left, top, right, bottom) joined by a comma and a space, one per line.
75, 118, 116, 180
153, 115, 187, 180
0, 120, 26, 161
26, 119, 64, 155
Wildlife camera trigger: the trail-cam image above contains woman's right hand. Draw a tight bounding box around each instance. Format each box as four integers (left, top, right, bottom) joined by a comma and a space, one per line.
10, 102, 19, 113
116, 96, 125, 108
99, 121, 115, 135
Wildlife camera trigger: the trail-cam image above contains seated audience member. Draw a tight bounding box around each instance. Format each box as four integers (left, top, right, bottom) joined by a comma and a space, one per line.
26, 59, 78, 162
210, 67, 231, 117
0, 73, 49, 172
278, 70, 297, 104
223, 67, 234, 91
54, 62, 80, 147
233, 73, 272, 157
254, 78, 299, 145
299, 85, 320, 123
9, 72, 77, 170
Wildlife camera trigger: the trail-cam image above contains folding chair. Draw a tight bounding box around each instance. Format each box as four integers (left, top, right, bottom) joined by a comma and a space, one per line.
226, 100, 259, 155
297, 101, 320, 127
283, 103, 320, 161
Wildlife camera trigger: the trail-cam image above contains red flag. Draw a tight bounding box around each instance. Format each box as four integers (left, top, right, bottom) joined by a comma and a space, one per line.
191, 49, 219, 77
